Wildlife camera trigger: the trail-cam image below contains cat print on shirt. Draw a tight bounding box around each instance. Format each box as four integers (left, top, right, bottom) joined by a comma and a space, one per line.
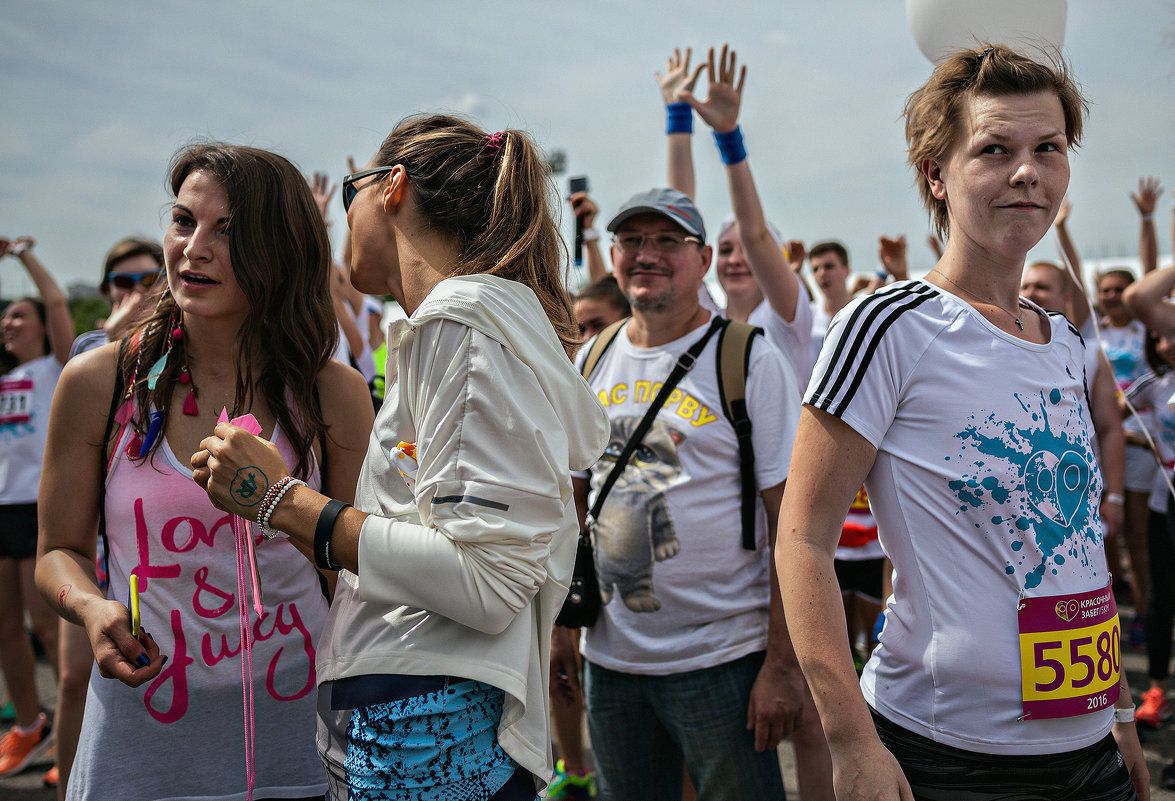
593, 415, 685, 613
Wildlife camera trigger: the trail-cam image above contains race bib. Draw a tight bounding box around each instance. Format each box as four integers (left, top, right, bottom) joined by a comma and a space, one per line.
0, 377, 33, 425
1018, 584, 1120, 720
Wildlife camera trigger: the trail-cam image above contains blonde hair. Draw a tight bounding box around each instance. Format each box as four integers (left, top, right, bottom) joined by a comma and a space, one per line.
904, 44, 1087, 238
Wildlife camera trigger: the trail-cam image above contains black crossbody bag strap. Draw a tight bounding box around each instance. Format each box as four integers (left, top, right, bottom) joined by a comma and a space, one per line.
587, 316, 725, 521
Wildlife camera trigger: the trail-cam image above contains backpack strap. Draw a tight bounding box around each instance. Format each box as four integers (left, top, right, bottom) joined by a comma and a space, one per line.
580, 318, 629, 380
715, 320, 763, 550
98, 339, 129, 579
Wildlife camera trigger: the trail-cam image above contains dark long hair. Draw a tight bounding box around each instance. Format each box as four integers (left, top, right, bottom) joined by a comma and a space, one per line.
372, 115, 578, 357
121, 142, 338, 478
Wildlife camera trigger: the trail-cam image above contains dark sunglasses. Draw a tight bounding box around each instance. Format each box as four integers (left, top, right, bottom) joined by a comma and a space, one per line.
342, 165, 418, 212
109, 270, 161, 290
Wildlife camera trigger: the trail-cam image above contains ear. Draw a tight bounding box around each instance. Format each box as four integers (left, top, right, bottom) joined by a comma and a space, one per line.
698, 244, 713, 279
923, 158, 948, 201
380, 165, 410, 213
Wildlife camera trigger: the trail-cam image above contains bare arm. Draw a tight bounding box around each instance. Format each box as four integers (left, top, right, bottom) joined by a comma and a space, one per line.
36, 346, 163, 685
3, 237, 74, 364
778, 406, 914, 800
1091, 353, 1125, 541
1124, 264, 1175, 336
746, 481, 806, 751
657, 47, 704, 199
685, 45, 800, 322
1132, 176, 1162, 275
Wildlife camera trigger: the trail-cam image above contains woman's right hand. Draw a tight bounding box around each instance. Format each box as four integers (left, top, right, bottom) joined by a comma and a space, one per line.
83, 597, 164, 687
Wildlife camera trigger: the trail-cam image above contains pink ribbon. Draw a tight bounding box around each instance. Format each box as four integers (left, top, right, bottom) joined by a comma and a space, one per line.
220, 408, 264, 800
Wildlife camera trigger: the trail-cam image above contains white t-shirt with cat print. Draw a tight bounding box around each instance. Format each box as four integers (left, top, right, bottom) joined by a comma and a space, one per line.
577, 315, 798, 675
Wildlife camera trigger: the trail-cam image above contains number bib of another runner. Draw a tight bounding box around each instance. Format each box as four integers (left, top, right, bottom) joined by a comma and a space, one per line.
1018, 583, 1120, 720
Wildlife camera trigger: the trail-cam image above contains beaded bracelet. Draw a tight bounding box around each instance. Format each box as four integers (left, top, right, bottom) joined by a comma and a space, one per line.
256, 477, 307, 540
254, 476, 291, 523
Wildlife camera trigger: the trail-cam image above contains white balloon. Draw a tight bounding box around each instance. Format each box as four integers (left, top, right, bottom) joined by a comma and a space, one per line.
906, 0, 1067, 63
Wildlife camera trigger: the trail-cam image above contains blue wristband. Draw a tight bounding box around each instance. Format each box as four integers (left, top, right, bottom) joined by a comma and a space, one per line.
713, 126, 746, 165
666, 102, 693, 135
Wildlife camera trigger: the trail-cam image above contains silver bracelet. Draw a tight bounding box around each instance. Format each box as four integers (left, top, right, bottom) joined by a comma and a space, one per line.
1104, 492, 1126, 506
259, 477, 307, 540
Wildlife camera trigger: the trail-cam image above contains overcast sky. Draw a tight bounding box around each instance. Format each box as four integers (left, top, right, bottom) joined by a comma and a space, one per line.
2, 1, 1173, 299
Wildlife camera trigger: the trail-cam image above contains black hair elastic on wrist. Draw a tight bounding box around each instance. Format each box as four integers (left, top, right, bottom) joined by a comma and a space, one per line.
314, 499, 351, 571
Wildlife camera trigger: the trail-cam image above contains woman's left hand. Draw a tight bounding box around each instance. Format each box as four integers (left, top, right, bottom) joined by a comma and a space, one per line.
192, 423, 291, 521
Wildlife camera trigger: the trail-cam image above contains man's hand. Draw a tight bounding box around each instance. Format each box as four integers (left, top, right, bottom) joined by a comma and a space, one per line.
746, 658, 805, 751
681, 44, 746, 134
656, 47, 705, 106
550, 625, 582, 706
1132, 176, 1163, 217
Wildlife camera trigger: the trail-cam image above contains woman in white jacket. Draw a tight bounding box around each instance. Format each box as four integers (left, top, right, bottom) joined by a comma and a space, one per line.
193, 115, 609, 801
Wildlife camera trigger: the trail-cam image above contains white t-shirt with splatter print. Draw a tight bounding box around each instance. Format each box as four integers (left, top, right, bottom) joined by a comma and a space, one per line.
807, 280, 1112, 755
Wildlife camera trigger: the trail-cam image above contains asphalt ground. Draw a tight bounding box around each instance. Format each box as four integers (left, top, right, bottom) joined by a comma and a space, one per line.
4, 613, 1175, 800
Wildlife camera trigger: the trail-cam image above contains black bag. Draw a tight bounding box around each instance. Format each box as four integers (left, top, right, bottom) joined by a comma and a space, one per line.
555, 526, 602, 628
555, 318, 724, 628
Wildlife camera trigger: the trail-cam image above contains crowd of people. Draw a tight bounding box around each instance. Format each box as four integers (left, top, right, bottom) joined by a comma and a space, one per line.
0, 40, 1170, 801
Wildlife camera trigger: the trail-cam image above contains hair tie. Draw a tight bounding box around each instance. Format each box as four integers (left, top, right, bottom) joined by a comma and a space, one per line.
484, 131, 505, 159
979, 46, 994, 60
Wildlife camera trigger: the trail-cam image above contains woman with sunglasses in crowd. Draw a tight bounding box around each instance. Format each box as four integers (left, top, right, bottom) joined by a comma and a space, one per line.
69, 237, 165, 358
37, 142, 373, 801
0, 236, 73, 778
193, 114, 608, 801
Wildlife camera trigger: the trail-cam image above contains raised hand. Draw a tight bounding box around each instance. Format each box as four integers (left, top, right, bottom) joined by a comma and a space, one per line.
307, 171, 337, 221
681, 44, 747, 134
1131, 176, 1163, 217
785, 240, 807, 273
879, 235, 908, 279
1053, 196, 1071, 228
569, 191, 598, 229
655, 47, 705, 106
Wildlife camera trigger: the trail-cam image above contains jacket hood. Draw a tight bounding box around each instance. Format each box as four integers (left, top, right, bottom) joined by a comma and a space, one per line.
409, 274, 608, 471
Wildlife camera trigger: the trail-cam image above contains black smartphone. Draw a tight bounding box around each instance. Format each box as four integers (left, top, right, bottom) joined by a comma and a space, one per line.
568, 176, 590, 266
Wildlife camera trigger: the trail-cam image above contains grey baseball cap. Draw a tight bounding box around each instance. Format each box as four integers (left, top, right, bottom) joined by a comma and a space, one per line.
606, 188, 706, 241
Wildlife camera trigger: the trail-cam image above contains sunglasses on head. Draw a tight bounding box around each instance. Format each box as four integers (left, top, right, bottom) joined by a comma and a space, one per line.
109, 270, 161, 290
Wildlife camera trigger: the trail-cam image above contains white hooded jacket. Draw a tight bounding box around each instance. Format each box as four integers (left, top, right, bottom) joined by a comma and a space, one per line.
316, 274, 608, 790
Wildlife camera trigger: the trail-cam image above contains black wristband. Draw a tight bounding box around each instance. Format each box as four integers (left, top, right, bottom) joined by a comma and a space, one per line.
314, 499, 351, 571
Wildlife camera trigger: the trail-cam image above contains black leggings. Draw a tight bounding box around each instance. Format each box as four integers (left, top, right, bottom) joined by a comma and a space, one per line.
1147, 509, 1175, 680
871, 708, 1137, 800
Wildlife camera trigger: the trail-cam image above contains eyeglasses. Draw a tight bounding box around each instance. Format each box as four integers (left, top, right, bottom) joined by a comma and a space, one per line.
612, 232, 702, 254
109, 270, 161, 290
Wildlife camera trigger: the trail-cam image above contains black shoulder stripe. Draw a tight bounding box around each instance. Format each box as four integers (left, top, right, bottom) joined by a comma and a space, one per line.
432, 494, 510, 512
810, 282, 939, 410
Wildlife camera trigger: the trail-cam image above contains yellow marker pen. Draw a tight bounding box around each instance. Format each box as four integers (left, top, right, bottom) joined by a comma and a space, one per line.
129, 574, 142, 639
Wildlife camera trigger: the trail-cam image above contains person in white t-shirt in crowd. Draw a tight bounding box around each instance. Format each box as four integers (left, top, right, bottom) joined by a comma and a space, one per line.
1121, 332, 1175, 744
659, 45, 814, 391
0, 236, 73, 779
780, 44, 1148, 801
1020, 261, 1127, 544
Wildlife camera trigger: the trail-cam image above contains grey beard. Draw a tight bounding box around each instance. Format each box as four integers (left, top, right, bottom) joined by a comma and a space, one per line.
628, 288, 673, 313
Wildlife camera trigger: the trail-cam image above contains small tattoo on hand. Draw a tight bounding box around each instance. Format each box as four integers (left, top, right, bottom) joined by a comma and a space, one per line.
230, 466, 269, 507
